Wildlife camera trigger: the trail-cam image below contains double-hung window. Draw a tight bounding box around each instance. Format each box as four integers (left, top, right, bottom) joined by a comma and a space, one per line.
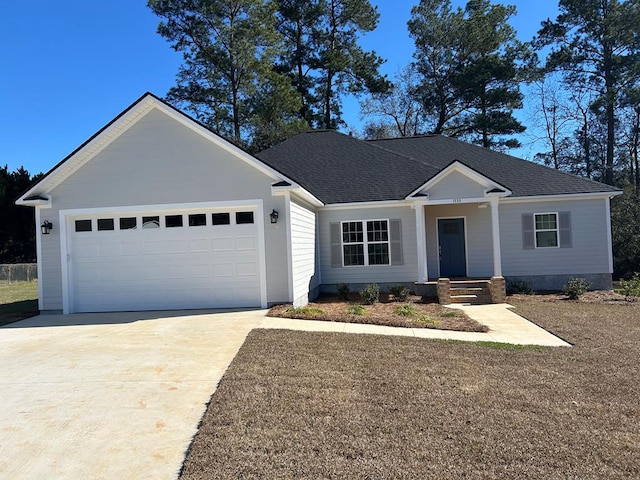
534, 213, 558, 248
342, 220, 390, 266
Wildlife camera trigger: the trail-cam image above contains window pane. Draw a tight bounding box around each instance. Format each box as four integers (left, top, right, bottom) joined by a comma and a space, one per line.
367, 220, 388, 242
343, 244, 364, 266
120, 217, 137, 230
535, 214, 557, 230
236, 211, 254, 224
97, 218, 114, 231
536, 231, 558, 247
212, 213, 230, 225
342, 222, 363, 243
368, 243, 390, 265
188, 214, 206, 226
75, 220, 92, 232
165, 215, 183, 228
142, 216, 160, 229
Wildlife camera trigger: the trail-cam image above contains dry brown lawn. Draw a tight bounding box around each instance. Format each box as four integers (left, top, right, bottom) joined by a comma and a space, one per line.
180, 295, 640, 480
268, 293, 488, 332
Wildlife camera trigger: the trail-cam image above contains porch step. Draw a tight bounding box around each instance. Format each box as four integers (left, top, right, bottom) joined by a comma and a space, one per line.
449, 281, 491, 305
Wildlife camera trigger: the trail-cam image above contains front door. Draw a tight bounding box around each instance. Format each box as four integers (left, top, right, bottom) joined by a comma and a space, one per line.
438, 218, 466, 277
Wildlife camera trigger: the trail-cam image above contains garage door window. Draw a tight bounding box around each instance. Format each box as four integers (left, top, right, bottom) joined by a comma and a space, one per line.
165, 215, 183, 228
236, 211, 254, 224
120, 217, 137, 230
188, 214, 207, 226
97, 218, 114, 231
142, 216, 160, 228
75, 220, 92, 232
212, 212, 230, 225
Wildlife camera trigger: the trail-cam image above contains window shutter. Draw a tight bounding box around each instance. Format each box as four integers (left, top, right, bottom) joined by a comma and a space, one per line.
330, 222, 342, 267
522, 214, 535, 249
389, 219, 403, 265
559, 211, 572, 248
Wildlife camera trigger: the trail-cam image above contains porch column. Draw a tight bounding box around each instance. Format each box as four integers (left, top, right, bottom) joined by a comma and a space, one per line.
489, 196, 502, 277
413, 203, 428, 282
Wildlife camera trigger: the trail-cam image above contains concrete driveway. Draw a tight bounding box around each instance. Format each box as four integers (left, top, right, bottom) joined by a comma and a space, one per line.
0, 309, 265, 480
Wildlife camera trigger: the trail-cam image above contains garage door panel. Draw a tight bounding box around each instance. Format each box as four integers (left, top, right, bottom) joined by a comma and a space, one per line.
235, 236, 256, 251
165, 239, 188, 254
68, 206, 262, 312
211, 237, 233, 252
213, 263, 235, 277
142, 240, 163, 255
236, 261, 259, 276
188, 238, 209, 253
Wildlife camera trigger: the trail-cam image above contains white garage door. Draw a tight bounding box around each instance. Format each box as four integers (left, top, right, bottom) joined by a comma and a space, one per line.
66, 206, 264, 313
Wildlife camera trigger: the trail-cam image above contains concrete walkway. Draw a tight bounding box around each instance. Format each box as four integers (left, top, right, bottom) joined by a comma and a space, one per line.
258, 303, 571, 347
0, 304, 567, 479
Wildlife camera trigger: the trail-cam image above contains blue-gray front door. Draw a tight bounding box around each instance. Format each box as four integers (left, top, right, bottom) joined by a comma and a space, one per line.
438, 218, 466, 277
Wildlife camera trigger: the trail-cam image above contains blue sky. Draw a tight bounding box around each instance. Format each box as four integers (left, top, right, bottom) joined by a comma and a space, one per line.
1, 1, 558, 174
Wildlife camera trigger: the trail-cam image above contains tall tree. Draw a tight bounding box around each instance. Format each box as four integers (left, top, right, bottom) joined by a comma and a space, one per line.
536, 0, 640, 185
452, 0, 529, 149
148, 0, 293, 146
274, 0, 324, 126
314, 0, 390, 129
1, 166, 42, 263
528, 76, 573, 170
360, 66, 423, 138
408, 0, 530, 149
408, 0, 466, 135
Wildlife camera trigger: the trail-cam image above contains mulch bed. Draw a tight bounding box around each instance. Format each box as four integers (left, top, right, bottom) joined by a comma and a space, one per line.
510, 290, 632, 304
268, 293, 488, 332
180, 295, 640, 480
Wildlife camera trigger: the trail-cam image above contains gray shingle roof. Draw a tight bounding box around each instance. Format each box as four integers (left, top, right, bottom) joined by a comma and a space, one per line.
256, 130, 620, 204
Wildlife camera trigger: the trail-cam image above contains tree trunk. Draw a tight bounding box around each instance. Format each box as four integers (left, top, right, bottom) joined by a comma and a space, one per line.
604, 42, 615, 185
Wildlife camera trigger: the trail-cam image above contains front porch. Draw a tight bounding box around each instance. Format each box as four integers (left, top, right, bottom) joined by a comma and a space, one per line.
414, 277, 507, 305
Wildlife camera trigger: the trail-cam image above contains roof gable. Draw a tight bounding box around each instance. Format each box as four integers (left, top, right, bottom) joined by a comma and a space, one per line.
370, 135, 620, 198
17, 93, 300, 205
408, 161, 511, 201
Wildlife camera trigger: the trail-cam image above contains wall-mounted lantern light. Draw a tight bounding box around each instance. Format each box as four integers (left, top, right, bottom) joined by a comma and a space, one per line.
41, 221, 53, 235
270, 209, 279, 224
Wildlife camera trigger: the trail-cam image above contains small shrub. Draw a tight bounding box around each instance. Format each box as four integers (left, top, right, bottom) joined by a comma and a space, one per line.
619, 273, 640, 301
346, 304, 366, 315
440, 311, 460, 318
393, 303, 417, 317
506, 280, 535, 295
389, 285, 411, 301
360, 283, 380, 305
418, 315, 439, 326
287, 306, 325, 315
336, 282, 350, 300
562, 277, 591, 300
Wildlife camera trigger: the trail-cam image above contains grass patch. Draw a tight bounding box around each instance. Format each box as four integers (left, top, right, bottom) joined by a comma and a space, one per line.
346, 304, 366, 316
181, 297, 640, 479
0, 281, 38, 326
470, 341, 549, 351
393, 303, 416, 317
440, 310, 460, 318
287, 306, 325, 316
417, 315, 439, 326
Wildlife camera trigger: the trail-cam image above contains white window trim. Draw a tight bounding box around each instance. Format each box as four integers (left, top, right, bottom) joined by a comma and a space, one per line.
534, 212, 560, 249
340, 219, 391, 267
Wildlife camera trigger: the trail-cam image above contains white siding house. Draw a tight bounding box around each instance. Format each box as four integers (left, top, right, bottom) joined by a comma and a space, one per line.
18, 93, 621, 314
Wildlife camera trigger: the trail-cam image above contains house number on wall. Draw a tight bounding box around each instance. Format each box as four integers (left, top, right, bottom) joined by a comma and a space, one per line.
451, 198, 462, 203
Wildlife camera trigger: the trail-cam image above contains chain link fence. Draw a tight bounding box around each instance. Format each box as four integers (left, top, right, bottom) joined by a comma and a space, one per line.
0, 264, 37, 283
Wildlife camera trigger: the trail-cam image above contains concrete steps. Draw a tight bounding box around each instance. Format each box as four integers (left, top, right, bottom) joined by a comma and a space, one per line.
449, 281, 491, 305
